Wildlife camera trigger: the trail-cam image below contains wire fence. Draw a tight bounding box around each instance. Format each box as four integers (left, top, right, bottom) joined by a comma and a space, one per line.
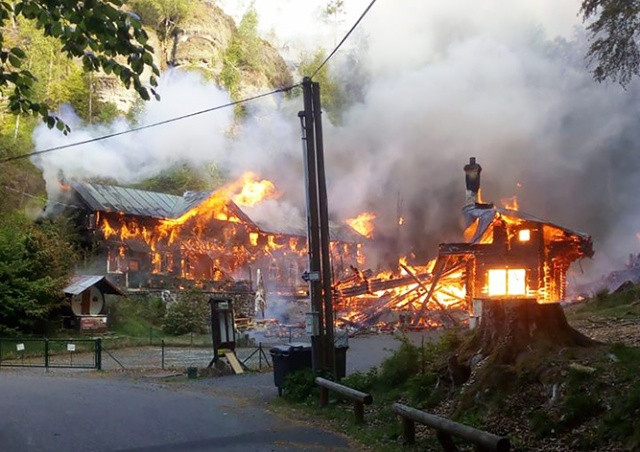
0, 334, 279, 372
0, 338, 101, 369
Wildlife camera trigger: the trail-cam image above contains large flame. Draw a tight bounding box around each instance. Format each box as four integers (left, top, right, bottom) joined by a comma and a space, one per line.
232, 173, 280, 206
97, 172, 361, 283
346, 212, 376, 238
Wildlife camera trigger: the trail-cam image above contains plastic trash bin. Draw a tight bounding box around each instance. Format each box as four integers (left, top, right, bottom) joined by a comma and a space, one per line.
270, 343, 312, 396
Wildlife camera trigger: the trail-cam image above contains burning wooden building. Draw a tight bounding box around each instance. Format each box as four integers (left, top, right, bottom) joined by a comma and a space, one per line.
335, 158, 594, 329
64, 173, 363, 299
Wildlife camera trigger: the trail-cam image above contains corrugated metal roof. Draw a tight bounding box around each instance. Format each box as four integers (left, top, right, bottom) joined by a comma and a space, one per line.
71, 181, 183, 219
63, 275, 125, 296
71, 181, 361, 242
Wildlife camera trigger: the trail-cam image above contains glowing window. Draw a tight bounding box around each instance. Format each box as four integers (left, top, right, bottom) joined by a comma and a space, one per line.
518, 229, 531, 242
507, 269, 526, 295
488, 268, 526, 296
488, 269, 507, 296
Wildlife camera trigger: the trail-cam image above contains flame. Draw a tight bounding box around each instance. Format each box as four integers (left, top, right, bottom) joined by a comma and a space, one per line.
398, 216, 405, 225
232, 173, 279, 206
96, 172, 362, 284
346, 212, 376, 238
501, 196, 519, 211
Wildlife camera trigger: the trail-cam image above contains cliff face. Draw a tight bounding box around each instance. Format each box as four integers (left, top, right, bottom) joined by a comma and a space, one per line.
94, 1, 293, 112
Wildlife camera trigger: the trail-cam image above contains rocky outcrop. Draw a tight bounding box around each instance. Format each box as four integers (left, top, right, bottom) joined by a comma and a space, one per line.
94, 1, 293, 113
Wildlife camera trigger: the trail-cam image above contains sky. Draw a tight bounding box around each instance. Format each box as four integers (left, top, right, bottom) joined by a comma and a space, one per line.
32, 0, 640, 285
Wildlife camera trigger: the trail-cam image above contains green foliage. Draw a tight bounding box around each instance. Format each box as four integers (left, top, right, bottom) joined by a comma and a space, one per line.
0, 0, 160, 133
133, 162, 223, 195
299, 49, 345, 124
108, 295, 166, 336
163, 288, 208, 335
282, 368, 317, 401
130, 0, 192, 41
220, 8, 261, 101
581, 0, 640, 86
378, 336, 422, 388
340, 368, 378, 393
0, 211, 77, 335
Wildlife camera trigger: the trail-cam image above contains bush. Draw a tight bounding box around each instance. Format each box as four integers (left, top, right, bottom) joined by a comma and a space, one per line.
341, 368, 378, 393
163, 289, 208, 335
378, 336, 421, 388
282, 368, 316, 401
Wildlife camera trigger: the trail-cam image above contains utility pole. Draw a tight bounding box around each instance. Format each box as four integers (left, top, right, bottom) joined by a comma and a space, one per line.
299, 77, 335, 376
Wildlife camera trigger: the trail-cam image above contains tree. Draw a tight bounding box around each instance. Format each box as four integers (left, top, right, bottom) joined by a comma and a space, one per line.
0, 211, 78, 335
220, 8, 261, 101
581, 0, 640, 86
163, 288, 209, 335
130, 0, 191, 41
0, 0, 160, 132
299, 49, 345, 124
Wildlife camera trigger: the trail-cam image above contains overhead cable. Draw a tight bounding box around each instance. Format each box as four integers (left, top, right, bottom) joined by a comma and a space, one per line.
310, 0, 378, 79
0, 85, 298, 164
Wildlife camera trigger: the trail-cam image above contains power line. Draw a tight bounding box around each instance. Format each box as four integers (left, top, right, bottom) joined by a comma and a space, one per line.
310, 0, 378, 79
0, 85, 298, 164
1, 0, 379, 165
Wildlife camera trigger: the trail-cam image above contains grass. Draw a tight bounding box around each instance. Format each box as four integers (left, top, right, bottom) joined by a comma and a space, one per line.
277, 286, 640, 451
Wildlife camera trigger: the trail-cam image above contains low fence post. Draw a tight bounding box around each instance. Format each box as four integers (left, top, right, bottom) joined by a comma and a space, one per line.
401, 416, 416, 445
44, 339, 49, 369
259, 342, 262, 370
315, 377, 373, 425
319, 386, 329, 407
95, 338, 102, 370
161, 339, 165, 370
391, 403, 510, 452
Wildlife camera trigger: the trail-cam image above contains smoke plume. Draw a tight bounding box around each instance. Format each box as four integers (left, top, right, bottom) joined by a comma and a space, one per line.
33, 0, 640, 285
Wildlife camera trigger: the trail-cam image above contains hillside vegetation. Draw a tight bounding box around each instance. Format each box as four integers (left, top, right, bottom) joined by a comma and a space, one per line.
281, 288, 640, 451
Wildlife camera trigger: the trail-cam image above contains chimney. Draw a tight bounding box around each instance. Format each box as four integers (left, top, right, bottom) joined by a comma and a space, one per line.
463, 157, 482, 207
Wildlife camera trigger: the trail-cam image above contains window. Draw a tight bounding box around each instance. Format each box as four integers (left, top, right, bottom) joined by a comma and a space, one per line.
488, 268, 526, 296
518, 229, 531, 242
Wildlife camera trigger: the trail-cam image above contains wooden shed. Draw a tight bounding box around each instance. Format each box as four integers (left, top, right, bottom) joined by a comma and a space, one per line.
63, 275, 125, 331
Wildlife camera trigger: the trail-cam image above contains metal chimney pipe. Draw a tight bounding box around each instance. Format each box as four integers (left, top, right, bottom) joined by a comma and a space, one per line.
463, 157, 482, 206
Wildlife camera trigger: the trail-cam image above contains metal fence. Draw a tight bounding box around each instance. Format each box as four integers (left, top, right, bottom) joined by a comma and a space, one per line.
0, 338, 102, 370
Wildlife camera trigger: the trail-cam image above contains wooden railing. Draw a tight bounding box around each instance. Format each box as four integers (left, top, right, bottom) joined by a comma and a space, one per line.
315, 377, 373, 424
392, 403, 510, 451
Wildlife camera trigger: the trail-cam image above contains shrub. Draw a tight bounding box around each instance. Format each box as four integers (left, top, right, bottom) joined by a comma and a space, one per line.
282, 368, 317, 401
378, 336, 421, 388
163, 289, 209, 335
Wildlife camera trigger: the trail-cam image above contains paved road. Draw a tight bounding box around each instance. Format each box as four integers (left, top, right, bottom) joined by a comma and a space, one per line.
0, 374, 351, 451
0, 331, 437, 451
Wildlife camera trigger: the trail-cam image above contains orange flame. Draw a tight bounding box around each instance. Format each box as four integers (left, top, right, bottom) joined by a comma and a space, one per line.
346, 212, 376, 238
232, 173, 279, 206
501, 196, 519, 211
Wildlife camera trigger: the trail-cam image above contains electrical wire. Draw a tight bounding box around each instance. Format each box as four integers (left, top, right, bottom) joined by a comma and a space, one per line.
0, 85, 298, 164
1, 0, 379, 165
310, 0, 378, 79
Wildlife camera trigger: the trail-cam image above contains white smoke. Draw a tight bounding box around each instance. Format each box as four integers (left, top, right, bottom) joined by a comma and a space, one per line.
32, 0, 640, 285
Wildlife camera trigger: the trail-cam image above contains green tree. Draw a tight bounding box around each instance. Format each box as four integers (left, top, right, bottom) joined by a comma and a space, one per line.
0, 211, 77, 335
581, 1, 640, 86
134, 162, 215, 194
220, 8, 261, 101
130, 0, 192, 41
300, 49, 345, 124
163, 288, 209, 335
0, 0, 160, 132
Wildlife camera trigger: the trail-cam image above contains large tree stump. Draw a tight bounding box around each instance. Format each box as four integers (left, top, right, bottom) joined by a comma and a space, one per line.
475, 299, 595, 364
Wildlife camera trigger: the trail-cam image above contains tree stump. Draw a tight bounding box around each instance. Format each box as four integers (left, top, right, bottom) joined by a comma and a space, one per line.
474, 298, 595, 364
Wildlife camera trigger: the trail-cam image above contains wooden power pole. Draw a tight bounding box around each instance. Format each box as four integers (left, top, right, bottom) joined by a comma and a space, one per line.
299, 77, 335, 376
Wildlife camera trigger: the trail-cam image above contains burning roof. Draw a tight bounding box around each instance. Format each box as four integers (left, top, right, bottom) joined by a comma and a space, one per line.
69, 180, 361, 242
